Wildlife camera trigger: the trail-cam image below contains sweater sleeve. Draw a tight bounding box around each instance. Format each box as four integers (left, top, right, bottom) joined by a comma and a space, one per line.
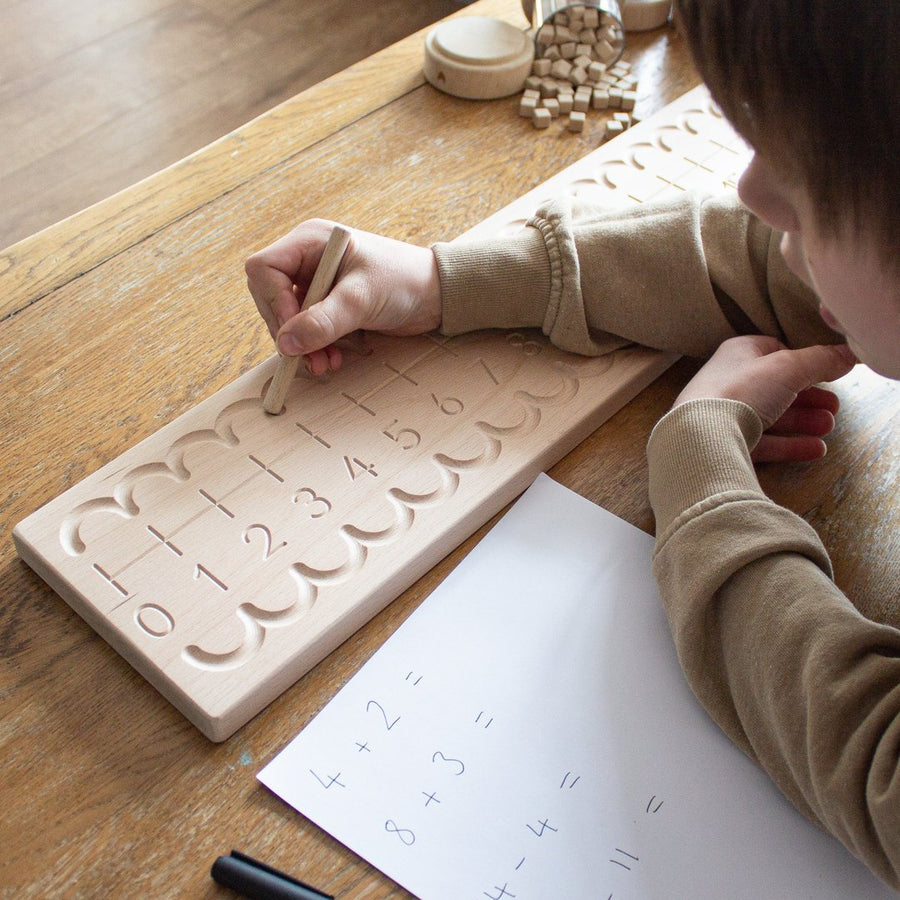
648, 398, 900, 891
433, 192, 841, 357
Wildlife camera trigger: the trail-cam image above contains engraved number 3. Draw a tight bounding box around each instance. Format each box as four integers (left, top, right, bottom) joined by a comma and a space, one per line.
293, 487, 332, 518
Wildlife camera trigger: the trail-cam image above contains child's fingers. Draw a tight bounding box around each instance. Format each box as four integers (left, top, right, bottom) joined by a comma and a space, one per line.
276, 289, 363, 357
246, 265, 302, 337
751, 434, 828, 463
765, 405, 835, 437
777, 342, 857, 392
793, 385, 841, 413
245, 219, 338, 337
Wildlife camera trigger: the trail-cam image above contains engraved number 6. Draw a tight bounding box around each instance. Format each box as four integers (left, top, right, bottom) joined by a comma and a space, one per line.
431, 393, 464, 415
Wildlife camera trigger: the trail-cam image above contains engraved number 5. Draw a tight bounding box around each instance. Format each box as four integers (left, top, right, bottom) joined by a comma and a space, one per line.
383, 419, 421, 449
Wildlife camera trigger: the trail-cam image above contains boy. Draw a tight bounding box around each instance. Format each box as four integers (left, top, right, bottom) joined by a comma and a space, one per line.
245, 0, 899, 887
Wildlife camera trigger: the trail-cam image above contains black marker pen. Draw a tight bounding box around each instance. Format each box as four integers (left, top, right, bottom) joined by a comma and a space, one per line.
211, 850, 334, 900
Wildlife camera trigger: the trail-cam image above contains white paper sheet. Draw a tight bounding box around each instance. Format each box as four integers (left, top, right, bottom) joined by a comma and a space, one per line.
259, 474, 893, 899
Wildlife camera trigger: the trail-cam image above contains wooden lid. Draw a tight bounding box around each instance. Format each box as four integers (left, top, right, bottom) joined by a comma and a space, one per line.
621, 0, 671, 31
424, 17, 535, 100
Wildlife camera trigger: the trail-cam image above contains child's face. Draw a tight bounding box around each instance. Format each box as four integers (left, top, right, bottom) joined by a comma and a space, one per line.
738, 154, 900, 380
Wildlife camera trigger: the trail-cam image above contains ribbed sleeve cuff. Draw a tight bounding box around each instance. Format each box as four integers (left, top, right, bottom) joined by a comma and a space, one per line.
647, 398, 766, 533
432, 228, 551, 335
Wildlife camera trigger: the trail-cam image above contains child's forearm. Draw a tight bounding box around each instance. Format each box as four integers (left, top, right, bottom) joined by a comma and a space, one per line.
434, 192, 841, 358
648, 399, 900, 890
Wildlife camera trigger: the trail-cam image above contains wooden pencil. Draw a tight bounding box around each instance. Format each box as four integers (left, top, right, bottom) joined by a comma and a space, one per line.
263, 224, 352, 414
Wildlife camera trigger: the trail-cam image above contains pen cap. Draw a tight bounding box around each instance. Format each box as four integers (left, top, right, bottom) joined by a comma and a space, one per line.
211, 854, 331, 900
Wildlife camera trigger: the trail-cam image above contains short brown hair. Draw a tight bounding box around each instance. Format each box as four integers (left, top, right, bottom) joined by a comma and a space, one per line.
674, 0, 900, 252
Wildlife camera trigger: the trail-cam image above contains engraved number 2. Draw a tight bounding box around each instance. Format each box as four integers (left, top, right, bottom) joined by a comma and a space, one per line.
242, 524, 287, 560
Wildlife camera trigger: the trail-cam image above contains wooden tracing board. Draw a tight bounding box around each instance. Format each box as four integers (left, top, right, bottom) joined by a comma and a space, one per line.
14, 86, 751, 741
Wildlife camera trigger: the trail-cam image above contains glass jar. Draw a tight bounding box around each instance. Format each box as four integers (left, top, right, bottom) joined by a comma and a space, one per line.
521, 0, 625, 70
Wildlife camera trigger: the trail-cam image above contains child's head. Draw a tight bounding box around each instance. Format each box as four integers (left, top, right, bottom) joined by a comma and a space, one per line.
675, 0, 900, 378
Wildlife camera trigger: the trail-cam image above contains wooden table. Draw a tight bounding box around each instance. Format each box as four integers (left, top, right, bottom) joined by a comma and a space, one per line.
2, 0, 896, 895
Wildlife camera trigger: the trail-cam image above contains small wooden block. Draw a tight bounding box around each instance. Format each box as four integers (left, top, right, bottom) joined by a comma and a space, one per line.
605, 118, 626, 138
541, 97, 560, 117
536, 23, 556, 45
596, 39, 619, 64
592, 89, 610, 109
519, 95, 539, 117
550, 58, 573, 79
558, 93, 574, 114
621, 89, 638, 110
567, 110, 586, 132
572, 93, 590, 113
540, 78, 559, 97
532, 107, 552, 128
569, 66, 589, 86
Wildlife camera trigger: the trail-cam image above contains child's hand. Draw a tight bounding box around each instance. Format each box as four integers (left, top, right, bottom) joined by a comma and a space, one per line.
246, 219, 442, 375
674, 336, 858, 462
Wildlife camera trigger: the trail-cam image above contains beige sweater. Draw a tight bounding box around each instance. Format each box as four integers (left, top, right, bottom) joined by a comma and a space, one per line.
432, 192, 900, 891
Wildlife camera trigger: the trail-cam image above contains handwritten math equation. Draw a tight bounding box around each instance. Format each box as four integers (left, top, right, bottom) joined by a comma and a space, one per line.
301, 667, 668, 899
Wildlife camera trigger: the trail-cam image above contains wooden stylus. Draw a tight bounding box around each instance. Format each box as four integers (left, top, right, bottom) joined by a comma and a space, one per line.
262, 224, 352, 415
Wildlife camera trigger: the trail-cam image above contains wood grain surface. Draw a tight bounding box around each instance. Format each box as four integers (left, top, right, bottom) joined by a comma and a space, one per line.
0, 0, 895, 895
0, 0, 472, 249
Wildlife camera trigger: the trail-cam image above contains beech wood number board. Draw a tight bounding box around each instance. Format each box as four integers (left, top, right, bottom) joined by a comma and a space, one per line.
15, 87, 750, 741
